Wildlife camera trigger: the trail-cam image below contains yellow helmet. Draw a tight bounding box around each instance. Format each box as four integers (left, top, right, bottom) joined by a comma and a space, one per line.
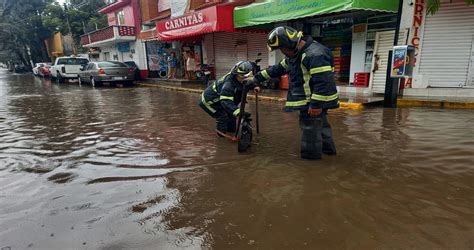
267, 26, 303, 51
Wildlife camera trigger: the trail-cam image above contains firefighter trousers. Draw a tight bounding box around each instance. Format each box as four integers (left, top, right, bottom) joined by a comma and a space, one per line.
299, 109, 337, 160
199, 101, 236, 134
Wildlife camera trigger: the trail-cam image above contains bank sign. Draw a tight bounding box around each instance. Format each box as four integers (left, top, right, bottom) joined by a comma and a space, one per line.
156, 6, 235, 41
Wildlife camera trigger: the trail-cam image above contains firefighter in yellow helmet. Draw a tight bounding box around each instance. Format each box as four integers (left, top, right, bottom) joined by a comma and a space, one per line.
199, 61, 259, 136
252, 26, 339, 159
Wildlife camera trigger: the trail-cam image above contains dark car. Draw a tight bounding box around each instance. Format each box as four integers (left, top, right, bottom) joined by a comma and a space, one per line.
77, 61, 134, 87
14, 64, 27, 73
124, 61, 141, 81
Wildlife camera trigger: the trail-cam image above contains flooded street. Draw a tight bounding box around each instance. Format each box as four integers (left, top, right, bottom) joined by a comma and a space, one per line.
1, 70, 474, 249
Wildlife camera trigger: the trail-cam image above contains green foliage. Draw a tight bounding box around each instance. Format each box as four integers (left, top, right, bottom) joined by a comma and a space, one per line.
427, 0, 474, 15
0, 0, 51, 66
0, 0, 107, 65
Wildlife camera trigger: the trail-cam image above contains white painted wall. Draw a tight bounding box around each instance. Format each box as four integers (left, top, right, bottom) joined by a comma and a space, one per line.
349, 27, 367, 83
98, 40, 147, 70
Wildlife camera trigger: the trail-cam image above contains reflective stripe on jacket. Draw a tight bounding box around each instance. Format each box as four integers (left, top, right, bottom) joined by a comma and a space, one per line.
256, 36, 339, 111
200, 73, 243, 116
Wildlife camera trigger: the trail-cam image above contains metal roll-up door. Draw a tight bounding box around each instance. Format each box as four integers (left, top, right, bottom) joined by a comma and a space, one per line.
418, 0, 474, 88
214, 33, 237, 78
370, 30, 405, 94
247, 33, 269, 69
470, 39, 474, 86
214, 32, 270, 78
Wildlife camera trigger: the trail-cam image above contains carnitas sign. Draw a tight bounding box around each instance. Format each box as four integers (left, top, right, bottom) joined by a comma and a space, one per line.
156, 6, 235, 41
165, 13, 204, 30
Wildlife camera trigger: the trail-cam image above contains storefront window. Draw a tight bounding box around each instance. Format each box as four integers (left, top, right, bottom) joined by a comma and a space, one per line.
146, 41, 173, 78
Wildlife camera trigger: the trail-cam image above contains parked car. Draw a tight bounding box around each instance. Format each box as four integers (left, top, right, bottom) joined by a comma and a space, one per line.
14, 64, 27, 73
33, 63, 51, 76
123, 61, 141, 81
77, 61, 135, 87
38, 64, 52, 78
51, 56, 89, 83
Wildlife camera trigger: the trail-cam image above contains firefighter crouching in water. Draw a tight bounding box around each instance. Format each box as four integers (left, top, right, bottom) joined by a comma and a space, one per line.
251, 26, 339, 160
199, 61, 260, 137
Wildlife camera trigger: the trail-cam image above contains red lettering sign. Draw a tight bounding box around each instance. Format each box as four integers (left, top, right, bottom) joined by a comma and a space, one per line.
411, 0, 425, 67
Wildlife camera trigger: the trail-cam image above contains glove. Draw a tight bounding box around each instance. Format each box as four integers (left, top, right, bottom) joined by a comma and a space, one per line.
243, 77, 259, 86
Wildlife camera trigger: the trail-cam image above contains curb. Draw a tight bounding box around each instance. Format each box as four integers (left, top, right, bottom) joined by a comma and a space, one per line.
137, 82, 372, 110
397, 99, 474, 109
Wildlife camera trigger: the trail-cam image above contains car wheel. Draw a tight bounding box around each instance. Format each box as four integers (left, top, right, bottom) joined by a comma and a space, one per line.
91, 77, 101, 87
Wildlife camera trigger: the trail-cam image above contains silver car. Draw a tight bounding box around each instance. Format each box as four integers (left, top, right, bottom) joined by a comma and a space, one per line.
78, 61, 134, 87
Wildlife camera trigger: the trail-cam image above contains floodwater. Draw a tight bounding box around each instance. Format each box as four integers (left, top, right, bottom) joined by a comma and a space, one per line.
1, 70, 473, 249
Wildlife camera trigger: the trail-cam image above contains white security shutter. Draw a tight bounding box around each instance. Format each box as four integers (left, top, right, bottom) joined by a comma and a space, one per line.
418, 0, 474, 87
469, 38, 474, 86
214, 33, 237, 78
214, 32, 270, 78
236, 43, 248, 62
247, 32, 269, 69
370, 30, 405, 94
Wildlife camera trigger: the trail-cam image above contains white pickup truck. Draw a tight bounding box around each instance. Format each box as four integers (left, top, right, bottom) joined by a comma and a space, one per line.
51, 56, 89, 83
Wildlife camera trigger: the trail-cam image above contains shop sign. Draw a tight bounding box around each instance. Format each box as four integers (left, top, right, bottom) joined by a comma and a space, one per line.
404, 0, 425, 88
411, 0, 425, 67
164, 13, 204, 30
117, 42, 130, 52
156, 6, 234, 41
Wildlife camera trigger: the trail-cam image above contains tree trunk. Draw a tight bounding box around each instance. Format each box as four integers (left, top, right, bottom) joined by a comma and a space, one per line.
15, 49, 31, 72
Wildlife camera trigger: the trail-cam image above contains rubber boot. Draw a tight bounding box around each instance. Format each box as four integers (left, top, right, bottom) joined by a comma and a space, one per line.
321, 115, 337, 155
299, 116, 323, 160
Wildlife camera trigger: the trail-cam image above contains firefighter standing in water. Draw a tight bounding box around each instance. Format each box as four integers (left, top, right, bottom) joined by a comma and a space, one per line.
252, 26, 339, 160
199, 61, 259, 136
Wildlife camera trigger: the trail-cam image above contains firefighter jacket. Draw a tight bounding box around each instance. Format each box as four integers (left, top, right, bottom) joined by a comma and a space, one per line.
200, 73, 245, 117
255, 36, 339, 111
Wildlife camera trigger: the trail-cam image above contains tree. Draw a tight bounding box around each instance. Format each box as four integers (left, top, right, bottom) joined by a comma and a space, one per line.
0, 0, 52, 69
42, 0, 108, 53
427, 0, 474, 14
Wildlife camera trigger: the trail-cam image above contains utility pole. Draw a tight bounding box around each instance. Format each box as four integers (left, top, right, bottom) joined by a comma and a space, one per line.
383, 0, 404, 108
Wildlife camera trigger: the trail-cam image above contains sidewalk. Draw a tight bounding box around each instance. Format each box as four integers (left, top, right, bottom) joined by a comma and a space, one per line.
137, 79, 474, 109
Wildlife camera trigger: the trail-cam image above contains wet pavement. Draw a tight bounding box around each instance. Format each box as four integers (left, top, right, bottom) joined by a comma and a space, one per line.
1, 70, 474, 249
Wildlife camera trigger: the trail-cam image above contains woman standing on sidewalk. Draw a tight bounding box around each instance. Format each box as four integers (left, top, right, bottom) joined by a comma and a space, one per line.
184, 51, 196, 80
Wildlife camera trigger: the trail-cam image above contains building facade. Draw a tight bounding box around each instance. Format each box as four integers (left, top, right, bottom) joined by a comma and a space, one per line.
400, 0, 474, 98
234, 0, 400, 94
138, 0, 266, 79
80, 0, 148, 78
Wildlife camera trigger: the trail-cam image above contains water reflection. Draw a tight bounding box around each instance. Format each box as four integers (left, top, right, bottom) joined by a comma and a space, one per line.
0, 71, 473, 249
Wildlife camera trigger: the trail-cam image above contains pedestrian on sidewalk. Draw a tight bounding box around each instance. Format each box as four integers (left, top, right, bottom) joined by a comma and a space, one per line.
251, 26, 339, 160
184, 51, 196, 80
199, 61, 260, 136
166, 52, 177, 79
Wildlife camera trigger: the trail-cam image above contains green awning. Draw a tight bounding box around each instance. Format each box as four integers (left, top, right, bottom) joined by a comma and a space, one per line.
234, 0, 398, 28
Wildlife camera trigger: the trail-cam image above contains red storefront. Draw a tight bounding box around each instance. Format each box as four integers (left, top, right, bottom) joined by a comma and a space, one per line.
155, 5, 269, 79
156, 5, 235, 41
